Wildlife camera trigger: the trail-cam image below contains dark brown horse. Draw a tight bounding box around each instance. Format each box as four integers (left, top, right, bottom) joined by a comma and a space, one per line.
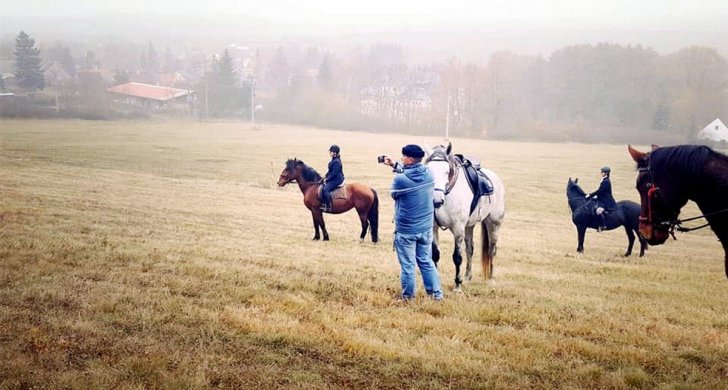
628, 145, 728, 278
277, 158, 379, 242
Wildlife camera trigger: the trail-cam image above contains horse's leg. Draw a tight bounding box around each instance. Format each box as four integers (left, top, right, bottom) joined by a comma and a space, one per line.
319, 213, 329, 241
464, 225, 475, 281
623, 225, 635, 257
357, 207, 369, 242
452, 230, 465, 291
637, 228, 647, 257
311, 211, 321, 240
431, 226, 440, 268
312, 209, 329, 241
577, 225, 586, 253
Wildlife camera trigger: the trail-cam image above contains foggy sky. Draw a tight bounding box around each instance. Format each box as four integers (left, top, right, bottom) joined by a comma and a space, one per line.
2, 0, 727, 61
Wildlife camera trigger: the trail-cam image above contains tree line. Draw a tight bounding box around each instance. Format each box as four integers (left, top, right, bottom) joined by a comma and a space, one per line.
2, 31, 727, 143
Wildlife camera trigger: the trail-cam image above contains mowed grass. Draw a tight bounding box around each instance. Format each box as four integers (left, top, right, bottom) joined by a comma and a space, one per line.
1, 119, 727, 389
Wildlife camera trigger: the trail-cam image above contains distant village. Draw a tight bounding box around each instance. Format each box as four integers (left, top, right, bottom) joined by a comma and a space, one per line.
1, 31, 727, 144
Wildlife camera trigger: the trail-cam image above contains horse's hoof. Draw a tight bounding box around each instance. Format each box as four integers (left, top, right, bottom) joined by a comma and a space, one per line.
313, 237, 320, 241
452, 286, 463, 293
323, 238, 329, 241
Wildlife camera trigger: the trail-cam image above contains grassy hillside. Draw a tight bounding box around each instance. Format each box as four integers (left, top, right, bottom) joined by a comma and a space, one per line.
1, 119, 726, 389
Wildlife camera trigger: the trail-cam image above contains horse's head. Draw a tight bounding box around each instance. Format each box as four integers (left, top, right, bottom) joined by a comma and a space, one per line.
566, 177, 581, 194
278, 158, 302, 187
566, 177, 588, 211
629, 145, 676, 245
425, 141, 454, 208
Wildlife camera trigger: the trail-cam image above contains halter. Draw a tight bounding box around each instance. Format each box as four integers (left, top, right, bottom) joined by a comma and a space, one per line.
638, 164, 728, 237
279, 171, 296, 184
425, 148, 460, 195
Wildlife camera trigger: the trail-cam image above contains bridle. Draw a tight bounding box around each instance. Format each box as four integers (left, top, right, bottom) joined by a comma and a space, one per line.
638, 163, 726, 237
279, 170, 296, 185
425, 148, 459, 196
426, 148, 461, 230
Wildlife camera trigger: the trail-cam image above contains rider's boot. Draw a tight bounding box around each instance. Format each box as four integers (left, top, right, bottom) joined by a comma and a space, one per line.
598, 214, 606, 232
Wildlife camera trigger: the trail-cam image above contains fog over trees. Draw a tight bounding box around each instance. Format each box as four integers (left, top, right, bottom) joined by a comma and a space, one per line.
1, 5, 727, 144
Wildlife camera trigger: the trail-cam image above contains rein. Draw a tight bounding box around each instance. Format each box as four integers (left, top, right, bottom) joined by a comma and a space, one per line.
427, 149, 461, 230
426, 149, 460, 195
670, 207, 728, 233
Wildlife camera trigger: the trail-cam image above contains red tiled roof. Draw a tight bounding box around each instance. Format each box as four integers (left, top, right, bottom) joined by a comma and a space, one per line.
106, 82, 191, 101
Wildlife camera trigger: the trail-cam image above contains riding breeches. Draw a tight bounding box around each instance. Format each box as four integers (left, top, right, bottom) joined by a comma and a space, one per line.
322, 182, 338, 205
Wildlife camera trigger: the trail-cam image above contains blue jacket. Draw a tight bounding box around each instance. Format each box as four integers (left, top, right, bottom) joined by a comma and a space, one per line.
391, 162, 434, 234
324, 156, 344, 187
588, 177, 617, 211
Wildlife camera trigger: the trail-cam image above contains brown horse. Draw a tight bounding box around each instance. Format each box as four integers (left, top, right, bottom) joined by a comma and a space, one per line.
277, 158, 379, 242
628, 144, 728, 278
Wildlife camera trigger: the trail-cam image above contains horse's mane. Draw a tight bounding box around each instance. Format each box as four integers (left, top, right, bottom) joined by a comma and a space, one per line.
285, 158, 322, 182
648, 145, 713, 178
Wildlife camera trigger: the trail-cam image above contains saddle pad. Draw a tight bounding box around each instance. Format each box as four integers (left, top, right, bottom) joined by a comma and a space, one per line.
331, 186, 348, 199
319, 185, 348, 200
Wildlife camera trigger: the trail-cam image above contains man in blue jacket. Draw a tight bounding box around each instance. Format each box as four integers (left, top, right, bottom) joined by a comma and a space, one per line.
321, 144, 344, 212
383, 144, 443, 301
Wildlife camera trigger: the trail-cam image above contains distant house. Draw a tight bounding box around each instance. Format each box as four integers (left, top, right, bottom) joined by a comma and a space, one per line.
106, 82, 193, 108
1, 72, 16, 89
698, 118, 728, 142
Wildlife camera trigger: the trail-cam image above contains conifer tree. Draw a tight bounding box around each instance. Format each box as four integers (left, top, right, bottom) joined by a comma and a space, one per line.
13, 31, 45, 91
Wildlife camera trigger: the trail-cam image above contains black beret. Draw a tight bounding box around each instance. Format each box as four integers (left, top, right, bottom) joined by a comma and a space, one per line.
402, 144, 425, 158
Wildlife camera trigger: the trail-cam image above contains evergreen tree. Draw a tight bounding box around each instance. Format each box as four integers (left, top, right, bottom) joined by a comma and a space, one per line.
317, 55, 332, 89
147, 43, 159, 74
214, 49, 237, 86
84, 50, 98, 69
13, 31, 45, 91
113, 69, 130, 85
208, 49, 248, 115
163, 47, 176, 73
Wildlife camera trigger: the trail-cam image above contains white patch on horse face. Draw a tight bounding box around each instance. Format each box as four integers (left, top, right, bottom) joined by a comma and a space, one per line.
428, 160, 449, 203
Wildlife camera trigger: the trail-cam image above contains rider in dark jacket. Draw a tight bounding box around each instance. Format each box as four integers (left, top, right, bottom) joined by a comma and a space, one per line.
586, 166, 617, 230
321, 144, 344, 212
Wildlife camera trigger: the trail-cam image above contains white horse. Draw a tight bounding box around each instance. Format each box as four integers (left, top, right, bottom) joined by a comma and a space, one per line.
425, 142, 506, 291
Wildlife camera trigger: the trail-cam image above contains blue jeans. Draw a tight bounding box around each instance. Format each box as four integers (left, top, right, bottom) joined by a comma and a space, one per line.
394, 230, 443, 300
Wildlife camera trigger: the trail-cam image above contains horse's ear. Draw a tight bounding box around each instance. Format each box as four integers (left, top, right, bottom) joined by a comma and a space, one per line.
574, 177, 578, 184
446, 141, 452, 155
628, 145, 646, 162
651, 144, 659, 151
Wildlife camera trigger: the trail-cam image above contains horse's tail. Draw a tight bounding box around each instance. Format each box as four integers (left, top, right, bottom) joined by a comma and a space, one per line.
368, 189, 379, 243
481, 222, 493, 279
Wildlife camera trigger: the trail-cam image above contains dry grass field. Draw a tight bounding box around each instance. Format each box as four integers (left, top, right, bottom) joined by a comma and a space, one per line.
1, 119, 727, 389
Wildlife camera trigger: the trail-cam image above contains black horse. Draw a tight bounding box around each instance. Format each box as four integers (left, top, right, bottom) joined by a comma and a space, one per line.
567, 178, 647, 257
629, 145, 728, 278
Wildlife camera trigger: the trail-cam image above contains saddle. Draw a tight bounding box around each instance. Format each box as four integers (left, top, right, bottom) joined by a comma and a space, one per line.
454, 154, 494, 215
318, 183, 348, 201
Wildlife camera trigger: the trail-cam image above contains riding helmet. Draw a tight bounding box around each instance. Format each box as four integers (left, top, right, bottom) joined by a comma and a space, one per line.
601, 166, 611, 174
329, 144, 340, 153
